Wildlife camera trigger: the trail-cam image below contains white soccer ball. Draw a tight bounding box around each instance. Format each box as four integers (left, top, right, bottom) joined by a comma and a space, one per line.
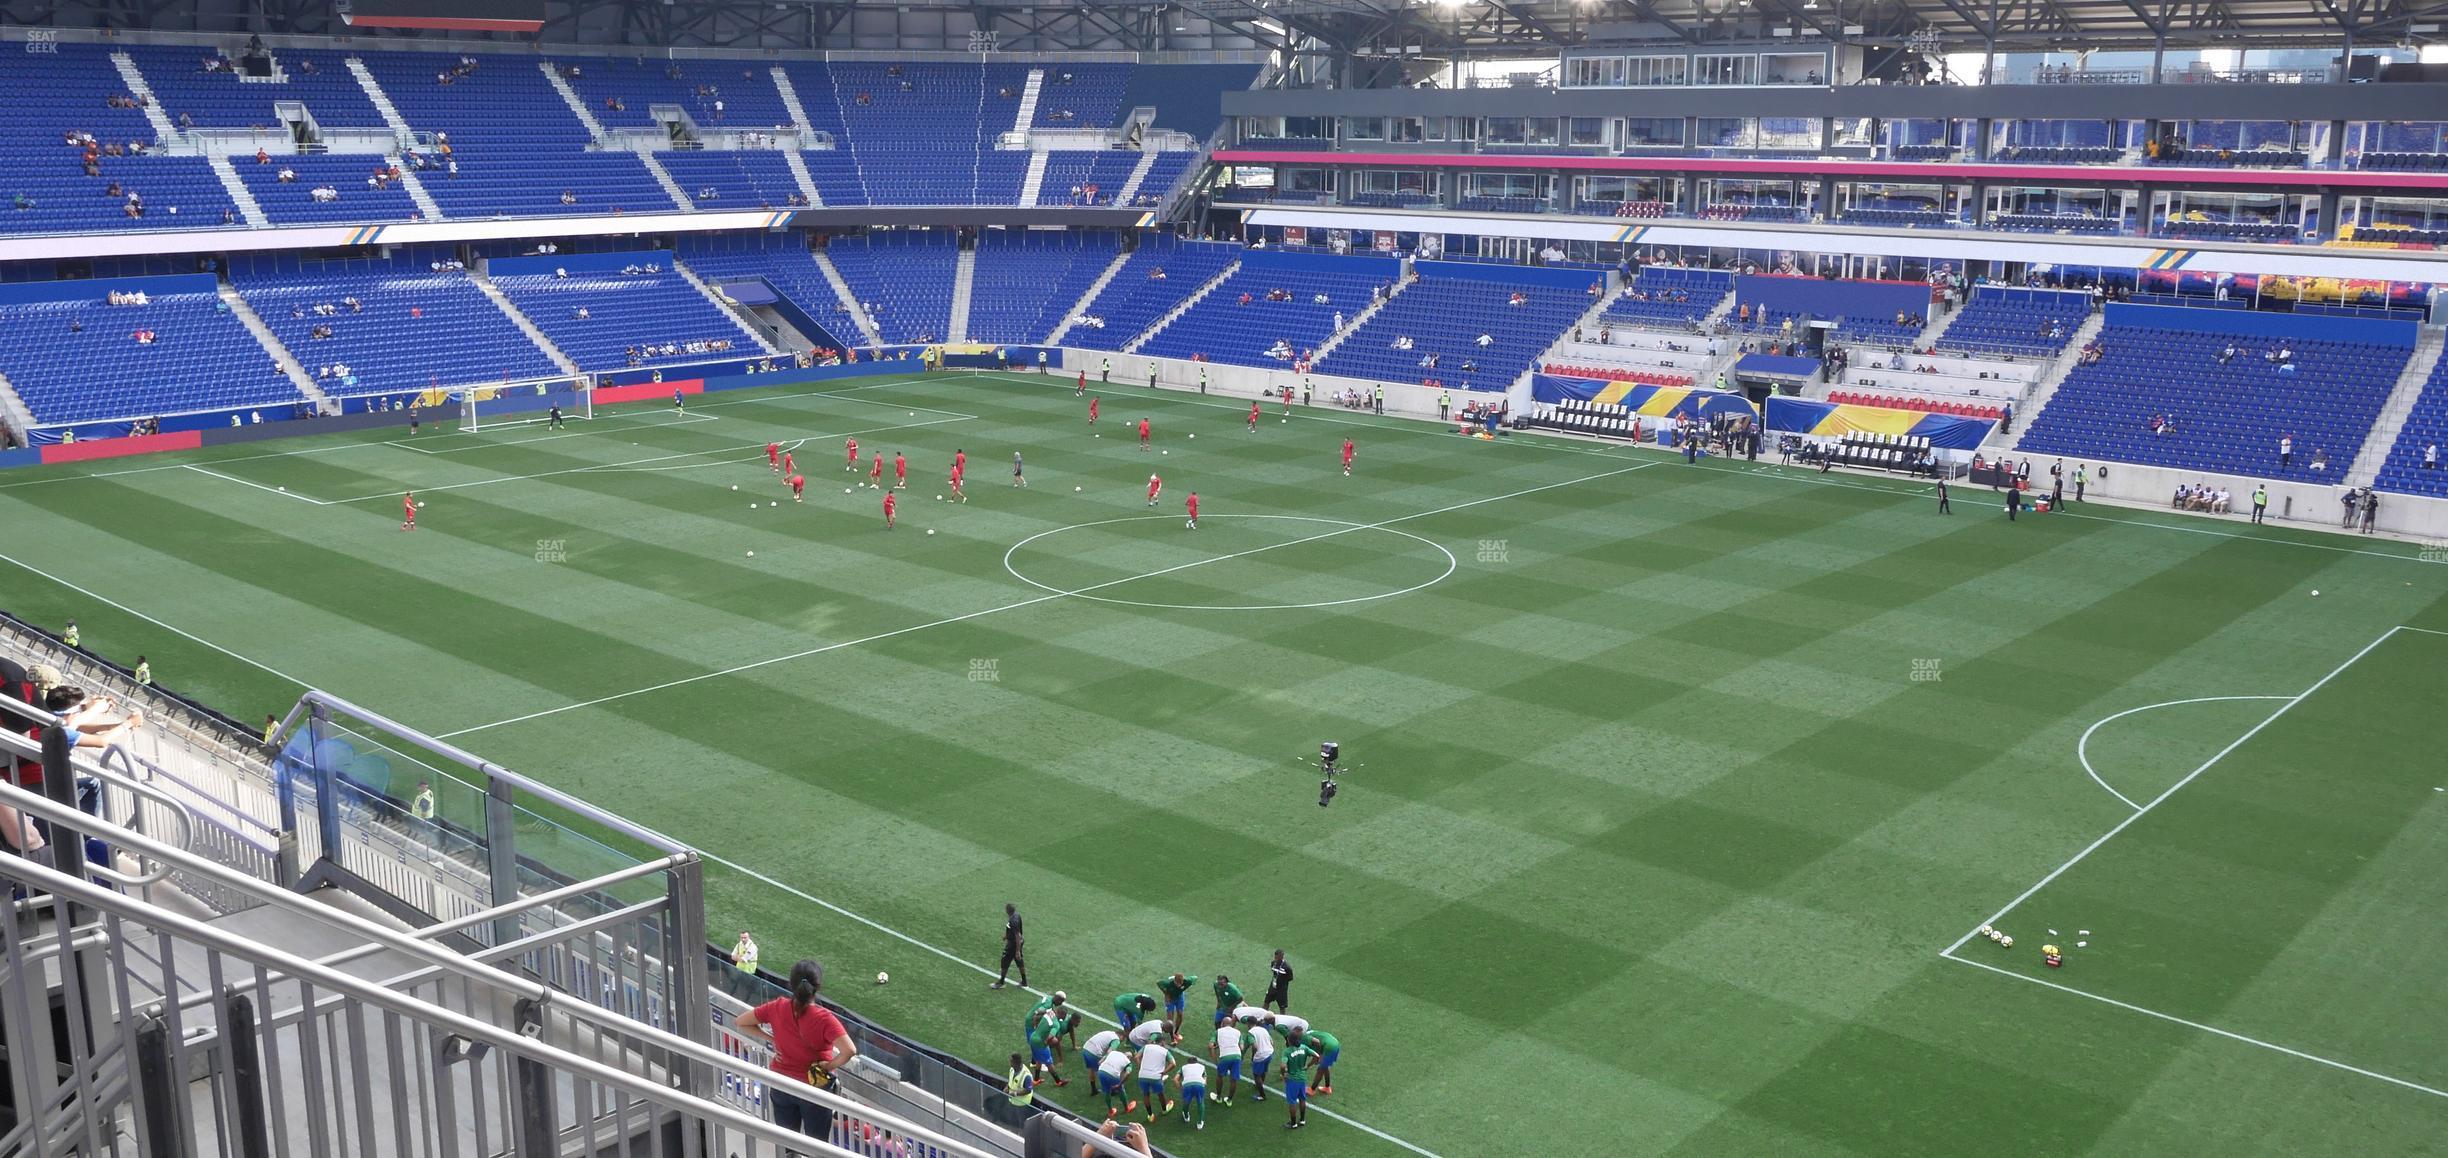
769, 502, 777, 508
1188, 433, 1195, 439
1162, 450, 1168, 455
731, 484, 738, 490
1998, 935, 2014, 948
1281, 418, 1287, 423
1978, 925, 1994, 938
750, 503, 756, 510
1075, 486, 1082, 492
2311, 589, 2320, 596
416, 502, 426, 509
926, 528, 935, 535
746, 551, 755, 557
845, 487, 853, 493
277, 486, 286, 492
876, 971, 890, 985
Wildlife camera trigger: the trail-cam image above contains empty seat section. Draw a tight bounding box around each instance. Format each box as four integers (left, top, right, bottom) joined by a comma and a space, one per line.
1602, 268, 1732, 329
1320, 266, 1586, 389
127, 45, 383, 130
491, 256, 760, 370
1061, 238, 1238, 351
966, 233, 1122, 344
548, 56, 792, 132
1936, 287, 2088, 358
675, 234, 859, 349
1137, 254, 1395, 368
657, 150, 804, 209
236, 153, 422, 225
0, 44, 241, 235
823, 234, 959, 345
356, 50, 674, 218
1035, 151, 1139, 205
231, 248, 557, 395
0, 281, 306, 424
2373, 356, 2448, 498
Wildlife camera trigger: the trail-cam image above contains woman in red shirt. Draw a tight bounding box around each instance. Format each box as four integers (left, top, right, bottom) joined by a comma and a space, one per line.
731, 959, 858, 1146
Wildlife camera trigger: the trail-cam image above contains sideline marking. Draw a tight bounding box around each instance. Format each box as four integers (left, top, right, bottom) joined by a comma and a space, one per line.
697, 851, 1447, 1156
1001, 514, 1459, 611
0, 550, 314, 690
183, 464, 332, 506
436, 461, 1658, 739
2072, 695, 2291, 812
1939, 953, 2448, 1102
1942, 624, 2403, 958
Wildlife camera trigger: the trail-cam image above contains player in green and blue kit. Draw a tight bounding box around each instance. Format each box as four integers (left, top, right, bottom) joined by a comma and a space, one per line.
1115, 993, 1157, 1032
1157, 972, 1198, 1022
1279, 1035, 1319, 1129
1212, 975, 1243, 1027
1094, 1046, 1135, 1117
1210, 1017, 1246, 1106
1176, 1057, 1210, 1130
1080, 1027, 1123, 1085
1025, 991, 1067, 1036
1305, 1028, 1341, 1096
1026, 1011, 1073, 1088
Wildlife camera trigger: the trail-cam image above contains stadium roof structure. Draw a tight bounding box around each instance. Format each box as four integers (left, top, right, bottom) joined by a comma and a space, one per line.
11, 0, 2442, 58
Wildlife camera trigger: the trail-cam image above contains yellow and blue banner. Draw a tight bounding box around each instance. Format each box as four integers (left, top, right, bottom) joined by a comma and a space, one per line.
1533, 374, 1755, 421
1763, 396, 1995, 450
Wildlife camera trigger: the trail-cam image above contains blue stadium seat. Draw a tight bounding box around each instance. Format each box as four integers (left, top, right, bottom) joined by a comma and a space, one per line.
0, 284, 306, 424
231, 248, 558, 396
1062, 238, 1240, 352
491, 258, 761, 371
824, 234, 959, 345
966, 232, 1122, 344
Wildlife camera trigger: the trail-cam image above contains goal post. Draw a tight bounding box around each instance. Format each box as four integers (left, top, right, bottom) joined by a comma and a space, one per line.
451, 375, 593, 433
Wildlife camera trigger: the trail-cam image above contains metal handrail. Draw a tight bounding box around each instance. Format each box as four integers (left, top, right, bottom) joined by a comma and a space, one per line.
0, 731, 194, 887
0, 854, 891, 1158
0, 776, 1000, 1158
272, 690, 690, 855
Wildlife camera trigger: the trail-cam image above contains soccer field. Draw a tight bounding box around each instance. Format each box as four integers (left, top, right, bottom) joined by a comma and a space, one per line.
4, 370, 2446, 1156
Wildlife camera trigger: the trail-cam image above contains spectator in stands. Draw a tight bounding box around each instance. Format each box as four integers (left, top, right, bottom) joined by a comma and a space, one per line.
2310, 447, 2328, 472
10, 193, 29, 212
1475, 333, 1493, 347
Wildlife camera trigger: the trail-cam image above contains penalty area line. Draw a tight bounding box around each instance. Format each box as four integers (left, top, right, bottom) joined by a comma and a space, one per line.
1939, 952, 2448, 1102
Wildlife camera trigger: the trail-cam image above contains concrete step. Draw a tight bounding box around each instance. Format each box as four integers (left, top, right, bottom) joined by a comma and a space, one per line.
1044, 247, 1134, 345
345, 57, 419, 145
1122, 260, 1238, 355
218, 285, 330, 412
812, 252, 885, 347
946, 248, 977, 342
2346, 327, 2446, 486
471, 267, 583, 376
109, 52, 183, 147
780, 149, 823, 207
207, 155, 271, 227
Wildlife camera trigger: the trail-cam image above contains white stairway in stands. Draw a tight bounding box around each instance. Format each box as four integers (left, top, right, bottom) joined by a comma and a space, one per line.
1044, 248, 1134, 345
1114, 151, 1160, 204
207, 156, 271, 227
781, 150, 824, 207
347, 57, 418, 143
0, 370, 37, 439
1013, 70, 1045, 134
1017, 152, 1050, 207
219, 285, 330, 410
395, 167, 445, 219
541, 63, 611, 139
1310, 277, 1405, 361
947, 248, 978, 342
675, 262, 780, 354
638, 151, 693, 212
813, 252, 885, 346
2347, 327, 2447, 486
471, 266, 583, 376
110, 53, 183, 145
2003, 311, 2106, 451
1122, 261, 1239, 355
771, 66, 817, 135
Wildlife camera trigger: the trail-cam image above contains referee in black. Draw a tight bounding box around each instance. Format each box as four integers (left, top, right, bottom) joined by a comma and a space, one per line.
1263, 949, 1295, 1013
1936, 476, 1951, 515
991, 902, 1027, 990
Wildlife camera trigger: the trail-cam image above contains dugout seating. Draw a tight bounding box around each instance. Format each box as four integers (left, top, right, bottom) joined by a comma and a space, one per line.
231, 249, 559, 397
1532, 399, 1654, 441
965, 232, 1123, 344
1060, 237, 1240, 352
1821, 431, 1940, 474
2015, 319, 2408, 481
823, 233, 960, 345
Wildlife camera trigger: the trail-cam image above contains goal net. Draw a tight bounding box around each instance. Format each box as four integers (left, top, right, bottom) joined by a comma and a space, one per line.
452, 376, 594, 433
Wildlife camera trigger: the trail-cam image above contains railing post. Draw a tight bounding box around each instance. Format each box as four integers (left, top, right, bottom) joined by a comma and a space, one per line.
271, 716, 304, 887
484, 776, 523, 948
309, 703, 344, 870
134, 1012, 194, 1158
225, 991, 274, 1158
511, 997, 559, 1155
668, 854, 711, 1096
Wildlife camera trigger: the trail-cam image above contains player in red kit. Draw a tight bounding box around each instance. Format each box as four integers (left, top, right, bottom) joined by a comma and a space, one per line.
782, 449, 795, 477
788, 473, 806, 502
893, 452, 907, 489
1184, 491, 1200, 530
767, 442, 781, 472
1138, 418, 1152, 451
1146, 473, 1162, 507
1341, 438, 1355, 476
955, 448, 967, 476
1076, 369, 1087, 397
1248, 401, 1261, 432
844, 437, 859, 471
948, 462, 967, 502
401, 492, 417, 531
882, 490, 897, 529
1280, 386, 1293, 416
869, 450, 884, 489
1087, 396, 1099, 425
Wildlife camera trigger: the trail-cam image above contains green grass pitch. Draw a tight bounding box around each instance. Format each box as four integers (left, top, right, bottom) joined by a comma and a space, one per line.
4, 370, 2446, 1156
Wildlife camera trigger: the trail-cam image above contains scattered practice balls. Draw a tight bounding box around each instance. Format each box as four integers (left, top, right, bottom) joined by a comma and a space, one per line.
1075, 486, 1082, 492
926, 528, 935, 536
277, 486, 286, 492
2311, 589, 2321, 596
845, 487, 853, 493
746, 551, 755, 557
731, 484, 738, 491
1188, 433, 1196, 439
876, 971, 890, 985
